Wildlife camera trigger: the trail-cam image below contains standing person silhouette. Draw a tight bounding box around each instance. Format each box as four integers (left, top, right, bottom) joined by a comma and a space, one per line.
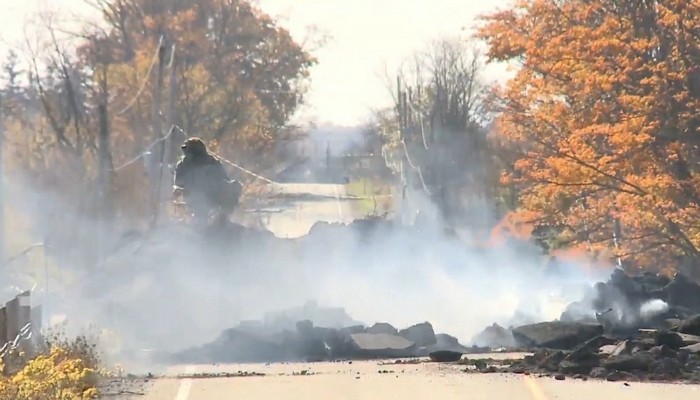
173, 137, 242, 223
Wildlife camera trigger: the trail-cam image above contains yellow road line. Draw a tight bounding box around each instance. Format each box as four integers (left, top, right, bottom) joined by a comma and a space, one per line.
523, 375, 549, 400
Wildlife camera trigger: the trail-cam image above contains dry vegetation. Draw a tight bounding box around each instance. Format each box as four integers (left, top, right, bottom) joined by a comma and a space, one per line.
1, 0, 317, 268
0, 332, 103, 400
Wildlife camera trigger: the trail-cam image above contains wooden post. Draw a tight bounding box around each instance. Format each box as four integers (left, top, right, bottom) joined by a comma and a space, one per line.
5, 295, 21, 342
0, 95, 4, 268
17, 291, 30, 330
0, 306, 6, 344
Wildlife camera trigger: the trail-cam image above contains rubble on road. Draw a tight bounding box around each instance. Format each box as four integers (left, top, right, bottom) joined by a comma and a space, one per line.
521, 330, 700, 382
346, 333, 416, 358
678, 314, 700, 336
459, 331, 700, 383
560, 270, 700, 334
470, 323, 516, 349
511, 321, 604, 350
366, 323, 399, 335
434, 333, 471, 354
168, 306, 470, 364
399, 322, 436, 348
429, 350, 463, 362
467, 270, 700, 383
111, 216, 700, 385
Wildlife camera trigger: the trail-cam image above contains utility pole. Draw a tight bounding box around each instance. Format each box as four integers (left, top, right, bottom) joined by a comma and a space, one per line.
96, 77, 113, 258
150, 37, 166, 219
157, 44, 177, 223
94, 36, 114, 265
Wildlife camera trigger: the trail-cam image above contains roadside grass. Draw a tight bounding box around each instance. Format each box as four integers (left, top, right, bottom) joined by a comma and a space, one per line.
345, 178, 393, 218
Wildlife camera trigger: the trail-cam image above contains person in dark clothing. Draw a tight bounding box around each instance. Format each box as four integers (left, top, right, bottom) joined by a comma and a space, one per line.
173, 137, 242, 222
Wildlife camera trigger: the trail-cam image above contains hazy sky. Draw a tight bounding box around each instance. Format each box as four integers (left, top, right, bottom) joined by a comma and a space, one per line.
0, 0, 511, 126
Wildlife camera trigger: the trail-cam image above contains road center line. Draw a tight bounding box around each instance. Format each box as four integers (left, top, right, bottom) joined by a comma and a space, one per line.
522, 375, 549, 400
175, 366, 196, 400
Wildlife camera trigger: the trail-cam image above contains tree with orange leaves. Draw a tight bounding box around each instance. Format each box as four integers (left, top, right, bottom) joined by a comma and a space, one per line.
477, 0, 700, 272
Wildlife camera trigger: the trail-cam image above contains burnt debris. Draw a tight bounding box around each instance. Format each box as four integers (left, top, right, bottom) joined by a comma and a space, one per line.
469, 270, 700, 383
168, 302, 469, 364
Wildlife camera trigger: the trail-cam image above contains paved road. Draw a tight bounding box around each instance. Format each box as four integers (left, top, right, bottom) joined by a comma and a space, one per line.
255, 183, 357, 238
122, 359, 700, 400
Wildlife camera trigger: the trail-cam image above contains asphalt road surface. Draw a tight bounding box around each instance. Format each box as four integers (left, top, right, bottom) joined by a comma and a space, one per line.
119, 358, 699, 400
257, 183, 357, 238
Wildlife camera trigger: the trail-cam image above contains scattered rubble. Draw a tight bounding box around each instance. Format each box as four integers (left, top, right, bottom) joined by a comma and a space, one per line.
559, 270, 700, 334
491, 340, 678, 381
506, 329, 700, 382
429, 350, 463, 362
512, 321, 604, 350
471, 323, 516, 348
399, 322, 436, 349
347, 333, 415, 358
128, 219, 700, 386
678, 314, 700, 336
169, 311, 470, 364
468, 271, 700, 383
366, 323, 399, 335
186, 371, 267, 379
434, 333, 471, 354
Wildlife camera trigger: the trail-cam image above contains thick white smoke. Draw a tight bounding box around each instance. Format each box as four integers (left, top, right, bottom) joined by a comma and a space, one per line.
639, 299, 670, 320
3, 167, 613, 371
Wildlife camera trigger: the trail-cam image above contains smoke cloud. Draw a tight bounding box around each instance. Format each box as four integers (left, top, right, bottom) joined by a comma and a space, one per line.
3, 167, 614, 370
639, 299, 669, 320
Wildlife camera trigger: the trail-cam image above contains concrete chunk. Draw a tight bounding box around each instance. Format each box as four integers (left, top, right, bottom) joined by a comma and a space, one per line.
366, 323, 398, 335
512, 321, 603, 350
398, 322, 436, 347
681, 342, 700, 354
349, 333, 415, 351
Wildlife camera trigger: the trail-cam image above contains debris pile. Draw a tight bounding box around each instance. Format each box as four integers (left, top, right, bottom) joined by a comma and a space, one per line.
497, 321, 700, 382
471, 270, 700, 344
561, 270, 700, 333
470, 323, 516, 349
169, 302, 470, 364
95, 213, 700, 386
468, 270, 700, 382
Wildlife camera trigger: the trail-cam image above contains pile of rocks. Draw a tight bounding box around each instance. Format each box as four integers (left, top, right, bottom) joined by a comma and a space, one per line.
467, 316, 700, 382
561, 270, 700, 333
170, 318, 470, 364
468, 268, 700, 382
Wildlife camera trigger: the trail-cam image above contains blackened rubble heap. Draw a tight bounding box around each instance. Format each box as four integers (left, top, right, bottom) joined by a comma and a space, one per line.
561, 269, 700, 333
469, 270, 700, 382
489, 321, 700, 383
170, 302, 471, 364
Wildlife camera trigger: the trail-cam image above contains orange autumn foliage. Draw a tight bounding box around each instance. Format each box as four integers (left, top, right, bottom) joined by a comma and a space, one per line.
490, 210, 537, 243
477, 0, 700, 271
